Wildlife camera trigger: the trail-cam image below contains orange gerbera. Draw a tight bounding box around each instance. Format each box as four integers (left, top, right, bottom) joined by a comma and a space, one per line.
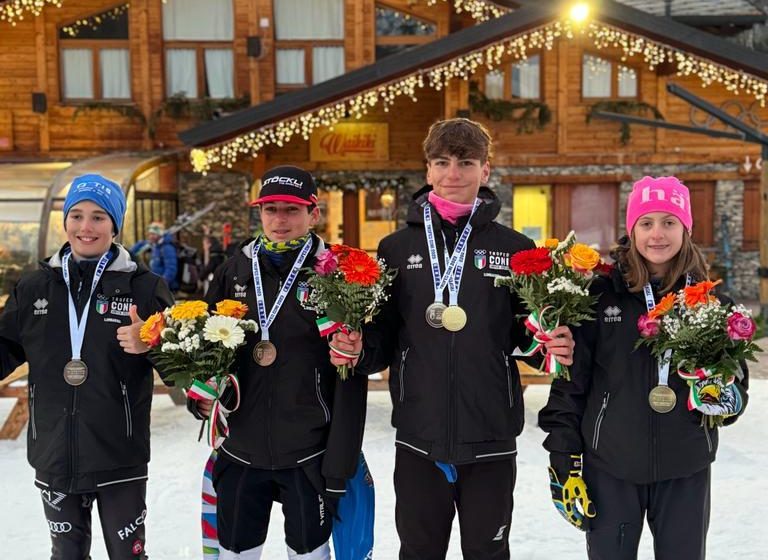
214, 299, 249, 319
648, 292, 676, 319
139, 312, 165, 347
339, 250, 381, 286
683, 279, 721, 308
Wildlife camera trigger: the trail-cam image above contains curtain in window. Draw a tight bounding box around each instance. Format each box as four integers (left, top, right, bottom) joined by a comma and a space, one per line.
618, 65, 638, 98
582, 54, 611, 98
162, 0, 233, 40
570, 184, 616, 253
276, 49, 305, 84
312, 47, 344, 84
512, 54, 540, 99
274, 0, 343, 39
100, 48, 131, 99
62, 49, 94, 99
204, 49, 234, 98
484, 71, 504, 100
166, 49, 197, 97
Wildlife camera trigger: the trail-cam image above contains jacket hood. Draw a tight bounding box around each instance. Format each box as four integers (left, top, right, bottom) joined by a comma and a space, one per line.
46, 243, 138, 273
406, 185, 501, 228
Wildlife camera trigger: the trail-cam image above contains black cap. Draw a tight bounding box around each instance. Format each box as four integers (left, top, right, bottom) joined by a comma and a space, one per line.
250, 165, 318, 207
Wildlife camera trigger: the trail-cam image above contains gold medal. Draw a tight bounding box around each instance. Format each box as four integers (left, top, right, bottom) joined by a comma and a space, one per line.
63, 360, 88, 386
441, 305, 467, 332
649, 385, 676, 413
253, 341, 277, 366
425, 303, 447, 329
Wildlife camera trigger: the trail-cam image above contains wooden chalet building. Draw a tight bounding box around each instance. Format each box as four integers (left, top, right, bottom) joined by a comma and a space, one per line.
1, 0, 767, 300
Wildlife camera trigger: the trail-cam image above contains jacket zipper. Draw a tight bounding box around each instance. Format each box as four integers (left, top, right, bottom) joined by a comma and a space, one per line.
398, 348, 410, 403
592, 392, 610, 450
30, 384, 37, 440
448, 333, 457, 460
504, 353, 513, 408
315, 369, 330, 423
120, 381, 133, 438
68, 387, 79, 493
704, 422, 713, 453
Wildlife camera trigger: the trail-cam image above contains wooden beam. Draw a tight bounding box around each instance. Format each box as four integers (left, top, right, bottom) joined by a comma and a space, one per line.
556, 39, 568, 155
34, 9, 49, 153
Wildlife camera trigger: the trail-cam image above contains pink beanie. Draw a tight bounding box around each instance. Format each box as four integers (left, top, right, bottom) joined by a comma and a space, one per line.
625, 176, 692, 234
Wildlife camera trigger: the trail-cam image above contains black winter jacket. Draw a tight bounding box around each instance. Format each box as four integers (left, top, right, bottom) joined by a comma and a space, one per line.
0, 244, 173, 493
356, 186, 535, 464
539, 268, 749, 484
201, 235, 367, 495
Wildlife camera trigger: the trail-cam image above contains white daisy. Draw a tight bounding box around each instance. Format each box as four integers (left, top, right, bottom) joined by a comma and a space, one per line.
204, 315, 245, 349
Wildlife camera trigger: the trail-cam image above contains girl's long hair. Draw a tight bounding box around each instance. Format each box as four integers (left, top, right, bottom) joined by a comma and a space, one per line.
611, 231, 709, 293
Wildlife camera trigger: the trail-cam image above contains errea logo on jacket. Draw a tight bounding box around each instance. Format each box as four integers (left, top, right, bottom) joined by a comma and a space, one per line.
33, 299, 48, 316
603, 306, 622, 323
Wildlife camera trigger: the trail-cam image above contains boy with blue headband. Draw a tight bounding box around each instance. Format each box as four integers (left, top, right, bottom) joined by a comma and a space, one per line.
0, 174, 173, 559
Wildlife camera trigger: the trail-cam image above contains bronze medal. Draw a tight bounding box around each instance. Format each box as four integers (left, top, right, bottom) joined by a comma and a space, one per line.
253, 340, 277, 366
649, 385, 676, 413
441, 305, 467, 332
425, 302, 447, 329
63, 360, 88, 386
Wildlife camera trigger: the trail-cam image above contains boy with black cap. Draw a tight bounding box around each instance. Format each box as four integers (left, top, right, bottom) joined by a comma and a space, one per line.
0, 174, 173, 559
187, 165, 367, 559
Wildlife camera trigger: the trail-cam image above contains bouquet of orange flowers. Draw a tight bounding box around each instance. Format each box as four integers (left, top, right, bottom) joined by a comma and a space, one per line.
303, 244, 397, 380
636, 279, 760, 426
494, 232, 609, 380
140, 299, 258, 446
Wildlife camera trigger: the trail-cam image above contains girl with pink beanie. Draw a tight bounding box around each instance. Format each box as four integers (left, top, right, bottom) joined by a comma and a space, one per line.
538, 176, 749, 559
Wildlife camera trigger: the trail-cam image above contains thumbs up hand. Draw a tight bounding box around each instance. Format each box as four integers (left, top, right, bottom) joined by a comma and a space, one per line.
117, 304, 150, 354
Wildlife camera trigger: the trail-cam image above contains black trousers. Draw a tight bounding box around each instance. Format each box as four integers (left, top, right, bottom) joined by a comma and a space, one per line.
39, 481, 148, 560
393, 448, 517, 560
213, 456, 334, 554
584, 463, 711, 560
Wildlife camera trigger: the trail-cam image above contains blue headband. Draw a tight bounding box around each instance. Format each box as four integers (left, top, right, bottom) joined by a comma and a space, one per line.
63, 174, 126, 234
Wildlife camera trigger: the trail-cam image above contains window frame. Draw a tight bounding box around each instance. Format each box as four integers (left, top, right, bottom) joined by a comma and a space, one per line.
274, 39, 345, 92
481, 52, 544, 101
580, 51, 640, 102
163, 41, 236, 99
742, 180, 760, 251
59, 39, 132, 103
374, 2, 437, 61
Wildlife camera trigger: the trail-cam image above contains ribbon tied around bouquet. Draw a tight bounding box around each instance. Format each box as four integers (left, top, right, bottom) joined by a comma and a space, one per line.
316, 316, 362, 382
187, 374, 241, 448
515, 306, 565, 378
676, 366, 742, 418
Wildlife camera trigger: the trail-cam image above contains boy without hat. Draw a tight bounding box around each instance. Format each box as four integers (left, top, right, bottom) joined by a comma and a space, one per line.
332, 119, 574, 559
0, 174, 174, 558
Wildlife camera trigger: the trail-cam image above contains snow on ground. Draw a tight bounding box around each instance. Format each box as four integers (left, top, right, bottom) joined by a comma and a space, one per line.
2, 381, 767, 559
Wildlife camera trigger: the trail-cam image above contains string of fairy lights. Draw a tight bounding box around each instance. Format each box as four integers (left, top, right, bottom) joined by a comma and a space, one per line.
0, 0, 60, 25
189, 17, 768, 174
61, 3, 129, 37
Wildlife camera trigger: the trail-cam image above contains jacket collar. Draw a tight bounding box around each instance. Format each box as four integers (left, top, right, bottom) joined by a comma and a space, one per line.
47, 243, 137, 273
406, 185, 500, 231
235, 233, 325, 285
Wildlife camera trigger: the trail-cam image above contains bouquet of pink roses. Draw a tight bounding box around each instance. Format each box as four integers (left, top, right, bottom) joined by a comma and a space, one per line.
303, 244, 397, 380
636, 279, 761, 426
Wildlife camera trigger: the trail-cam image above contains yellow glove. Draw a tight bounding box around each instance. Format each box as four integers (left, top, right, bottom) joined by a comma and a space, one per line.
548, 453, 596, 531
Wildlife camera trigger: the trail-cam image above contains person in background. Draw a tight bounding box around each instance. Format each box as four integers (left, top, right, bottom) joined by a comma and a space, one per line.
0, 174, 173, 559
131, 221, 179, 292
538, 176, 749, 560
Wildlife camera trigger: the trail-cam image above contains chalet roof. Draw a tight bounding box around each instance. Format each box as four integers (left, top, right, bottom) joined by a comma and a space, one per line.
615, 0, 765, 16
180, 0, 768, 151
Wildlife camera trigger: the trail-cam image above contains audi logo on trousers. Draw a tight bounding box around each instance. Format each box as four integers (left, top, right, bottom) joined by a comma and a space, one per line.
48, 521, 73, 534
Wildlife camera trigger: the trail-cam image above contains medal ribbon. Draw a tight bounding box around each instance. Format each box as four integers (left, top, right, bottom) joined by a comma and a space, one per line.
514, 306, 563, 376
643, 274, 692, 398
188, 374, 241, 448
252, 236, 313, 342
423, 199, 481, 305
61, 250, 112, 362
